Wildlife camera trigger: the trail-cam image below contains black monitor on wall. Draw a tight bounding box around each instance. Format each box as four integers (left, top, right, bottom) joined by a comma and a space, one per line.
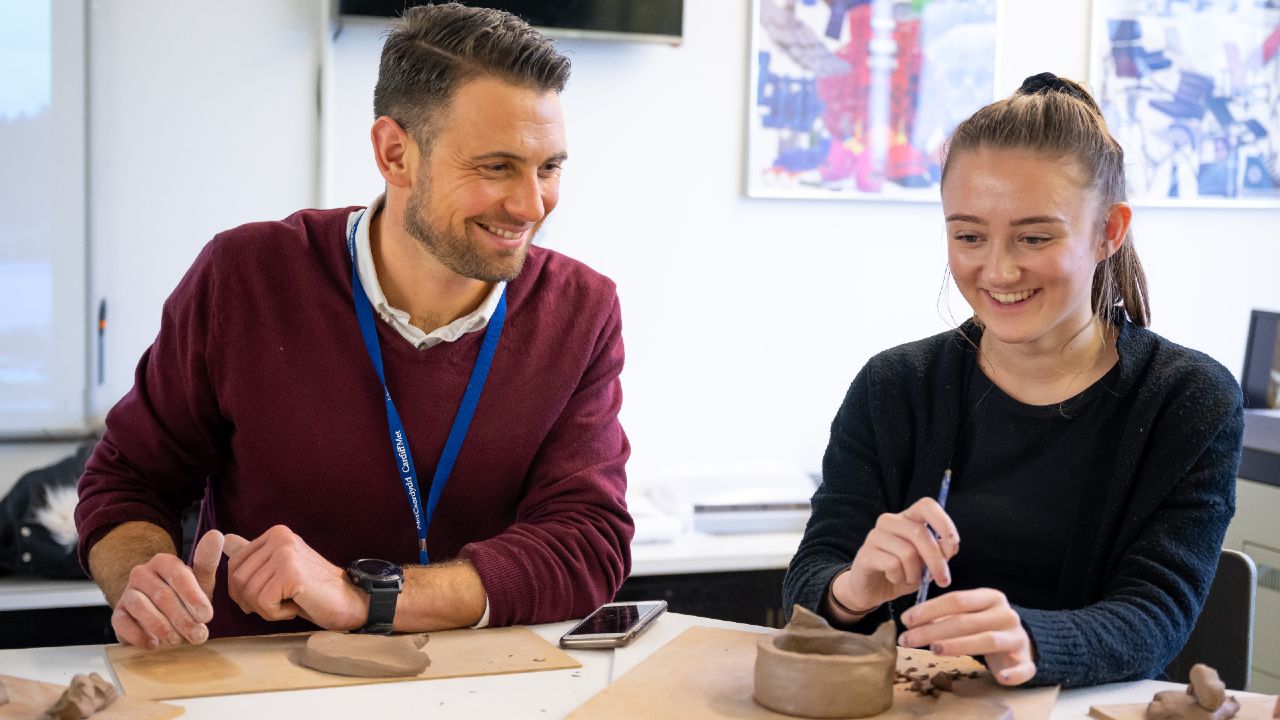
1241, 309, 1280, 409
340, 1, 684, 43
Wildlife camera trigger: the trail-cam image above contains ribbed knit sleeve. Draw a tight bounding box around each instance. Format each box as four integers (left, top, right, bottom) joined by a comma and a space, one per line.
1018, 366, 1243, 687
458, 292, 632, 626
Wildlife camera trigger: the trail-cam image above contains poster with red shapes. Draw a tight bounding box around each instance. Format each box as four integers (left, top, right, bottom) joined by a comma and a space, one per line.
747, 0, 998, 200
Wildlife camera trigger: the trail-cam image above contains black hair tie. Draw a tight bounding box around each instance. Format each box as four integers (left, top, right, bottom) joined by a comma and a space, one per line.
1018, 72, 1087, 101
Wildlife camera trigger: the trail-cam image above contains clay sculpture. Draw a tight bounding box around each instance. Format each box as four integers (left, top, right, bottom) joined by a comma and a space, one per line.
754, 604, 896, 718
1146, 663, 1240, 720
297, 631, 431, 678
44, 672, 118, 719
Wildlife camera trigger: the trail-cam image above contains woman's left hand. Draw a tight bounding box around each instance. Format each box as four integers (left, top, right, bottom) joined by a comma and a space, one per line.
898, 588, 1036, 686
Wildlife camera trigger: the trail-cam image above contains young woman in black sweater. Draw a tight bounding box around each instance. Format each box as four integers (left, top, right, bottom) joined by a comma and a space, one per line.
783, 73, 1244, 688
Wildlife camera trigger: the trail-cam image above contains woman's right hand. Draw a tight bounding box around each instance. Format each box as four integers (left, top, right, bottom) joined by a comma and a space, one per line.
832, 497, 961, 613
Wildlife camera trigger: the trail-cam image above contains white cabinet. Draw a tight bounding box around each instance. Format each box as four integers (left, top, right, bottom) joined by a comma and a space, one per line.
1223, 477, 1280, 693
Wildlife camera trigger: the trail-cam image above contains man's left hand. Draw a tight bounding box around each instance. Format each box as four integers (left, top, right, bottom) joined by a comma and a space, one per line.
898, 588, 1036, 686
223, 526, 368, 631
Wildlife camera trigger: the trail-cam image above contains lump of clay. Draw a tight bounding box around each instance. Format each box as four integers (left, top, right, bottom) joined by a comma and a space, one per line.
754, 604, 896, 719
45, 672, 118, 719
1146, 665, 1239, 720
298, 631, 430, 678
1189, 664, 1227, 711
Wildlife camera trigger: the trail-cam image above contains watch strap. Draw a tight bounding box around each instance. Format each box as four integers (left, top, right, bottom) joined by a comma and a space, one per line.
358, 585, 399, 634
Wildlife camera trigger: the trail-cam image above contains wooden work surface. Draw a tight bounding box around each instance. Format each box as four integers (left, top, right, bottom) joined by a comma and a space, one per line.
568, 625, 1059, 719
1090, 694, 1280, 720
105, 625, 579, 701
0, 674, 182, 719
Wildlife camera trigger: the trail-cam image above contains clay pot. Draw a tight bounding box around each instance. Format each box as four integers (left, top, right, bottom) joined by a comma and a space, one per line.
754, 606, 897, 718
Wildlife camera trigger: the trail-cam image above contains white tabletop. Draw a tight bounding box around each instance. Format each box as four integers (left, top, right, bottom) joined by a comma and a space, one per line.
1, 611, 1261, 719
629, 531, 802, 576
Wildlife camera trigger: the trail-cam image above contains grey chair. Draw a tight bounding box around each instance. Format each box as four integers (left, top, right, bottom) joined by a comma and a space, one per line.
1165, 548, 1257, 691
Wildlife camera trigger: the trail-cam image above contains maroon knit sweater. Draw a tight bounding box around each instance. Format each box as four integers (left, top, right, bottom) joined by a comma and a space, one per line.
76, 207, 633, 638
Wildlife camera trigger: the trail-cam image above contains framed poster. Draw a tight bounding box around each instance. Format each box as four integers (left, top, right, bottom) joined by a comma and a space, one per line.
1090, 0, 1280, 206
747, 0, 998, 200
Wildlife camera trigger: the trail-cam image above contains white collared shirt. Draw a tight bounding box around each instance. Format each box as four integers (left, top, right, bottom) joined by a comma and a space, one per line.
346, 193, 494, 628
348, 194, 506, 351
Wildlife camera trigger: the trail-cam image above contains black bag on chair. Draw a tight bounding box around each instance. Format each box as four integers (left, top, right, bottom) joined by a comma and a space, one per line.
0, 444, 95, 579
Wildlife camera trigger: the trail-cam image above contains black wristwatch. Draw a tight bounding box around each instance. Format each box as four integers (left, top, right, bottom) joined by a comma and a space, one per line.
346, 558, 403, 634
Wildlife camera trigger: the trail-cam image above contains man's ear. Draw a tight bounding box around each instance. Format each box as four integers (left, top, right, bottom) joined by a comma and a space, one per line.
370, 116, 417, 188
1099, 202, 1132, 261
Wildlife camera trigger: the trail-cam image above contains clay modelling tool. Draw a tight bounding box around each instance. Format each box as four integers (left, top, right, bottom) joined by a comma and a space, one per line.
916, 469, 953, 606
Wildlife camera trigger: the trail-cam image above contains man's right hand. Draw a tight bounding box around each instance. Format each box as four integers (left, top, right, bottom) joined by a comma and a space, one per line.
109, 530, 225, 649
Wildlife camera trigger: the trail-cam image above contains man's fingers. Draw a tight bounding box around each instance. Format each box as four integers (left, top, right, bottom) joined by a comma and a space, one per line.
111, 605, 153, 648
117, 587, 181, 649
223, 533, 250, 558
147, 572, 210, 644
192, 530, 225, 601
154, 555, 213, 627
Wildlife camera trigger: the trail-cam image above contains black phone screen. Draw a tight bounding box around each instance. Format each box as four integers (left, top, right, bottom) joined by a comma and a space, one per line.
566, 602, 663, 636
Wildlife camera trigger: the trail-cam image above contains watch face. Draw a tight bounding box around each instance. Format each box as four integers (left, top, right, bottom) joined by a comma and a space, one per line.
351, 558, 402, 579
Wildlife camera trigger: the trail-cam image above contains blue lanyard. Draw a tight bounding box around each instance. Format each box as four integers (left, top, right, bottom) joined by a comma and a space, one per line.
346, 209, 506, 564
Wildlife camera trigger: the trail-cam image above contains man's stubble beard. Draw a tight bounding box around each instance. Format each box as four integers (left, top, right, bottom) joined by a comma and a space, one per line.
403, 180, 531, 284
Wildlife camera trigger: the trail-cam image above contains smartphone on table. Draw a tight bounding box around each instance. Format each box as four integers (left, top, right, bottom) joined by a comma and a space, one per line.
558, 600, 667, 649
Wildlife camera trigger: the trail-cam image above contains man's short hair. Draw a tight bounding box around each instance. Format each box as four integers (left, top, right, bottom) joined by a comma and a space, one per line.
373, 2, 571, 144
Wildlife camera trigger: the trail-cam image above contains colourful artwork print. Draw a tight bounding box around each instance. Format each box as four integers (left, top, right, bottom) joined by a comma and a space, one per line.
747, 0, 997, 200
1090, 0, 1280, 205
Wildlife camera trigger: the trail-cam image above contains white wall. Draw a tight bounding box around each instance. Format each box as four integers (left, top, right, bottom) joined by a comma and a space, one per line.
65, 1, 1280, 487
324, 0, 1280, 487
87, 0, 324, 419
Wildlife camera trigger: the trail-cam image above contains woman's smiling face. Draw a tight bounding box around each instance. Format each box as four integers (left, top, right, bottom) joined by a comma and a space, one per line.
943, 147, 1113, 354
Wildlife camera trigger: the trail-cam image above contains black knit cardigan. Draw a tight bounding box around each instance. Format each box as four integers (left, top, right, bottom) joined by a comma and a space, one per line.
783, 319, 1243, 688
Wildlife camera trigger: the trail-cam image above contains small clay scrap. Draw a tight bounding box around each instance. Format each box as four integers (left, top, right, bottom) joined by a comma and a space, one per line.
44, 672, 118, 719
0, 677, 8, 706
753, 605, 896, 718
1146, 664, 1240, 720
895, 666, 978, 699
297, 631, 431, 678
930, 671, 955, 692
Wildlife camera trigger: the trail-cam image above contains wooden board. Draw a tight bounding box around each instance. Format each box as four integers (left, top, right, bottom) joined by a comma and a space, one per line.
0, 674, 182, 720
568, 626, 1058, 720
105, 626, 579, 701
1090, 694, 1280, 720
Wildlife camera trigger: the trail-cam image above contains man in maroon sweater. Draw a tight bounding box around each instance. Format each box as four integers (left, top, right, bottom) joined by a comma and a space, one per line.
75, 4, 632, 648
